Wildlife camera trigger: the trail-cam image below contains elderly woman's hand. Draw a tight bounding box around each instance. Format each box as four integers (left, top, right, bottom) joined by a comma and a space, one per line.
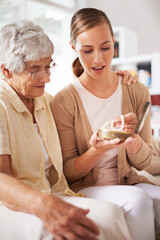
116, 70, 138, 86
34, 193, 99, 240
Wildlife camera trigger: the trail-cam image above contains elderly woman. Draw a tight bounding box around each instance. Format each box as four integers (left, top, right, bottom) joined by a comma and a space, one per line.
0, 20, 136, 240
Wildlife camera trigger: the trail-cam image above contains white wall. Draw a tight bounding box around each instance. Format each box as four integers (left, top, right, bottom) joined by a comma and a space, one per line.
1, 0, 159, 95
78, 0, 160, 55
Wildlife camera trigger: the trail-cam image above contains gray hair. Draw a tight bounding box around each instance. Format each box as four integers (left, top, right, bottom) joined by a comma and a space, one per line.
0, 20, 54, 73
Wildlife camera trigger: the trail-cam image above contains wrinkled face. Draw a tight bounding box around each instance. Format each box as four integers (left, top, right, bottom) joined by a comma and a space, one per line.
75, 23, 114, 79
10, 57, 52, 99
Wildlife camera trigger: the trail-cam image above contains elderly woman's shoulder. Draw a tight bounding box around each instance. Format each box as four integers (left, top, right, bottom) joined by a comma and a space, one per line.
41, 92, 54, 105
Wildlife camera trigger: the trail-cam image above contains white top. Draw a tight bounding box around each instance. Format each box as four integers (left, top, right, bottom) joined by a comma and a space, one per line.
72, 78, 122, 185
34, 123, 52, 186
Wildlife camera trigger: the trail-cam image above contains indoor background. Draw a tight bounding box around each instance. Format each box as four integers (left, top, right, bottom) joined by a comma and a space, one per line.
0, 0, 160, 94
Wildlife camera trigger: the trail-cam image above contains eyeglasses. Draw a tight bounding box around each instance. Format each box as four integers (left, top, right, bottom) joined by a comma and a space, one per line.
25, 61, 56, 80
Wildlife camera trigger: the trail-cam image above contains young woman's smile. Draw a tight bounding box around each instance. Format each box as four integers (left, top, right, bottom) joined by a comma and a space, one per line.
91, 65, 105, 74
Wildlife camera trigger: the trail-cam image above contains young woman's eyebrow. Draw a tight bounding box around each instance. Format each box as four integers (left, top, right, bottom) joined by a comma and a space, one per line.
100, 40, 111, 45
81, 40, 111, 48
81, 45, 93, 48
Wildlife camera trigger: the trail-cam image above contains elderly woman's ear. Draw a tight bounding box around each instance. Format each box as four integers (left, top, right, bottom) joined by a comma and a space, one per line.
1, 65, 12, 79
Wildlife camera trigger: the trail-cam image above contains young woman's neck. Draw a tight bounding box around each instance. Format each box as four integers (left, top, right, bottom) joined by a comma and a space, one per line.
79, 70, 119, 99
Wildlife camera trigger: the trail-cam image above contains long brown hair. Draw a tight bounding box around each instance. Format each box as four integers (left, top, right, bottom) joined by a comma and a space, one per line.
70, 8, 113, 77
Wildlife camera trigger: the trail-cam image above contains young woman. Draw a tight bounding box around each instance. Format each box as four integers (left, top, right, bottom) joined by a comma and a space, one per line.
51, 8, 160, 240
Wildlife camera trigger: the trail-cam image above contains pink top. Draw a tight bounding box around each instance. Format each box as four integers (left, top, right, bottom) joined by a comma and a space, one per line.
72, 78, 122, 185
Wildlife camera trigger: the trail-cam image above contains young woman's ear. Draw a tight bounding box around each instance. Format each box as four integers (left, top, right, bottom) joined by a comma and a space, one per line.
70, 40, 77, 53
1, 65, 12, 79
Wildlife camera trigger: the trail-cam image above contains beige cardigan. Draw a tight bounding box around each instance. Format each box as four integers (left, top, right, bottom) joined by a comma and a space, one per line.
51, 82, 159, 192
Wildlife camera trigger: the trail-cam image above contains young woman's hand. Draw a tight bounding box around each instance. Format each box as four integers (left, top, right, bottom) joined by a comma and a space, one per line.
116, 70, 138, 85
90, 132, 123, 153
90, 132, 141, 155
90, 113, 138, 153
113, 113, 137, 134
124, 134, 142, 154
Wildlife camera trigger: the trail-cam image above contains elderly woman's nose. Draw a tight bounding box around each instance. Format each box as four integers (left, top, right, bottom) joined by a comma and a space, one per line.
41, 73, 50, 83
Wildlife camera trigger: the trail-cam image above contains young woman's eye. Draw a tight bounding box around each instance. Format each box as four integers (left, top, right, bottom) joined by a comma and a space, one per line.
102, 47, 110, 51
83, 50, 93, 54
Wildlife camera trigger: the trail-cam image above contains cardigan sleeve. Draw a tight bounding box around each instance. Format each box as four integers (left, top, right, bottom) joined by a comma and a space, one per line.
51, 90, 88, 183
126, 83, 153, 170
144, 136, 160, 175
